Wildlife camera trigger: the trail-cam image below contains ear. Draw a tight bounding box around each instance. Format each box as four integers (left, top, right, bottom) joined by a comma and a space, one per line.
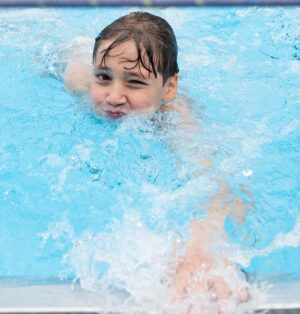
163, 74, 178, 102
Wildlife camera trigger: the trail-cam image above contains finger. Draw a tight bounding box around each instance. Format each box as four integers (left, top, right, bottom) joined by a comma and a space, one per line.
239, 287, 249, 302
211, 276, 231, 300
217, 299, 235, 314
189, 277, 210, 294
187, 304, 194, 314
172, 261, 192, 295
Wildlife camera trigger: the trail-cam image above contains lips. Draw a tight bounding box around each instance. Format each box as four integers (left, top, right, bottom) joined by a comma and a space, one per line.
106, 111, 126, 119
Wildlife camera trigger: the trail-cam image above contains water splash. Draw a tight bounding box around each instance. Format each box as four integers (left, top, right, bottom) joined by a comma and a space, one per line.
48, 212, 273, 313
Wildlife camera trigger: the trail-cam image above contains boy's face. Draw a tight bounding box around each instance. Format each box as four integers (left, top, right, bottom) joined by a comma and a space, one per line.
91, 39, 178, 119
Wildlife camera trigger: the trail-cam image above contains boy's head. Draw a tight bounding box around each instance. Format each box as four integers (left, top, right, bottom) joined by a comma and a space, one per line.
93, 11, 179, 85
91, 12, 179, 119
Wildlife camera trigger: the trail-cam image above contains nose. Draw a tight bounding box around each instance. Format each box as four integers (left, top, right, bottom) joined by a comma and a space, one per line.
105, 82, 126, 108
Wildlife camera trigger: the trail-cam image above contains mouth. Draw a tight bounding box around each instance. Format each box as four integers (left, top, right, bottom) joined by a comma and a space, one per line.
106, 111, 126, 119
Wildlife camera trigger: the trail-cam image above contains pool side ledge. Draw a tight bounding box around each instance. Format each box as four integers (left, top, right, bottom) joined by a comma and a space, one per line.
0, 279, 300, 314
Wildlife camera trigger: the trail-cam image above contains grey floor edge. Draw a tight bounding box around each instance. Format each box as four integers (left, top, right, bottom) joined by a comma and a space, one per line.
0, 278, 300, 313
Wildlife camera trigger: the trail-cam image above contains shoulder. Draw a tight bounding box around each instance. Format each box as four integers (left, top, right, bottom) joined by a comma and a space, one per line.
62, 36, 94, 94
63, 61, 92, 94
160, 95, 191, 114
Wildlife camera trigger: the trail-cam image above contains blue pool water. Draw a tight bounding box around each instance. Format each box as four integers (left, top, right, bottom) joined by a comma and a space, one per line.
0, 6, 300, 312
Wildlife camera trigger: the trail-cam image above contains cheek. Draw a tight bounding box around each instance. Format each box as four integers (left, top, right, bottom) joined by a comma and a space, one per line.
130, 91, 161, 111
90, 83, 105, 107
131, 94, 148, 109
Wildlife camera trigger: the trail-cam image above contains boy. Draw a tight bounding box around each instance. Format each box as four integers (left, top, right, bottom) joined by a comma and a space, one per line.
63, 11, 248, 310
64, 11, 179, 118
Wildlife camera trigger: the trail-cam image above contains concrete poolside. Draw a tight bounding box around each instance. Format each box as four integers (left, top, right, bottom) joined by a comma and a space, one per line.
0, 278, 300, 314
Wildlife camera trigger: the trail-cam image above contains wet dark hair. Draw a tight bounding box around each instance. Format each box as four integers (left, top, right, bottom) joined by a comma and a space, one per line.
92, 12, 179, 85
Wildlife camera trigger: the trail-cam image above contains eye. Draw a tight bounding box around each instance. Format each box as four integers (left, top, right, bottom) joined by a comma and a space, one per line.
128, 80, 146, 85
97, 73, 112, 81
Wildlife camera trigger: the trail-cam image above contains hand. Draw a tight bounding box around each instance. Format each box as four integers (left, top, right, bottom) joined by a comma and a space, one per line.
172, 222, 248, 313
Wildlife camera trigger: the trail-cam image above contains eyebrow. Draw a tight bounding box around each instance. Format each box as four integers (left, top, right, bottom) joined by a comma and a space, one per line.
93, 67, 112, 76
125, 71, 147, 80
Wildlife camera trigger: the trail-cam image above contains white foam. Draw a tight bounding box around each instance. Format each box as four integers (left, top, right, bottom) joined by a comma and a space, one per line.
280, 119, 300, 136
51, 165, 73, 193
38, 218, 74, 246
52, 210, 275, 313
42, 154, 65, 167
183, 53, 213, 67
74, 143, 92, 163
64, 213, 175, 312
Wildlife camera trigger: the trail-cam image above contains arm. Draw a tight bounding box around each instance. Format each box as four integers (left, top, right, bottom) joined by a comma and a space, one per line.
172, 185, 249, 309
162, 96, 214, 174
166, 97, 250, 221
167, 98, 250, 304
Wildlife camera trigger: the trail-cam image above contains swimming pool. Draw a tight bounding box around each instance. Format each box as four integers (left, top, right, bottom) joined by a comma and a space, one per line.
0, 6, 299, 313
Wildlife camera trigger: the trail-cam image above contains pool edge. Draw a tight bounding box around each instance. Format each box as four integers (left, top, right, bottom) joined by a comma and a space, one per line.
1, 278, 300, 313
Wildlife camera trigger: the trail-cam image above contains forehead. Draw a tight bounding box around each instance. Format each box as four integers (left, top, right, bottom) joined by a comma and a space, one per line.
95, 38, 155, 77
96, 39, 138, 60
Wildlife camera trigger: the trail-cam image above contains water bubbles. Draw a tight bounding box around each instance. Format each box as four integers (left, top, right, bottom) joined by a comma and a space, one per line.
40, 153, 65, 167
74, 143, 92, 162
242, 169, 253, 177
39, 218, 74, 245
51, 165, 73, 194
